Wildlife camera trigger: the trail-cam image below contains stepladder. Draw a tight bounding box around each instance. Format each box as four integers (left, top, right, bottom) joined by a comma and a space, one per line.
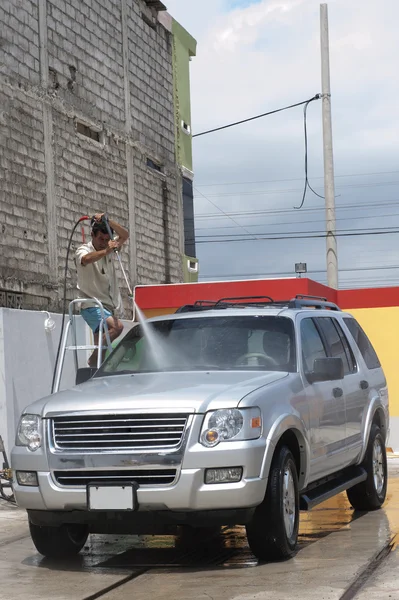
53, 298, 113, 393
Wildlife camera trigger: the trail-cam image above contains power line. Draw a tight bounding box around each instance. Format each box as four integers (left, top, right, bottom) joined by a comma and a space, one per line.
195, 224, 399, 240
192, 94, 321, 138
195, 170, 399, 188
295, 98, 324, 209
198, 225, 399, 239
194, 180, 399, 199
195, 210, 399, 232
200, 264, 399, 280
195, 199, 399, 220
193, 228, 399, 244
193, 186, 257, 241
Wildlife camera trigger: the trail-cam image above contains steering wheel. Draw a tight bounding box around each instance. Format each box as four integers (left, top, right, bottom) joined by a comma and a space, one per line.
235, 352, 279, 368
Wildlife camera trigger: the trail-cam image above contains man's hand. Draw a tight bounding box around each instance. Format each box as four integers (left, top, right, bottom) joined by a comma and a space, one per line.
105, 240, 119, 254
93, 213, 105, 223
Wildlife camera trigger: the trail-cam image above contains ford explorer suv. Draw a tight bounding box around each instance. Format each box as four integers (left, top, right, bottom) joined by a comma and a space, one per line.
11, 295, 389, 561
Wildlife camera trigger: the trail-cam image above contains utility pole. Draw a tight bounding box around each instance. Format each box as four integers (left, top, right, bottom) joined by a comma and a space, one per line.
320, 3, 338, 289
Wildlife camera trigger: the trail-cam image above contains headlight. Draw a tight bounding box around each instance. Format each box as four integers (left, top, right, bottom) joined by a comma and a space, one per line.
16, 414, 42, 451
200, 408, 262, 447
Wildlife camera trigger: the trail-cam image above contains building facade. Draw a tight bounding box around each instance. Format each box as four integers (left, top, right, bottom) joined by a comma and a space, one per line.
0, 0, 196, 313
171, 17, 198, 282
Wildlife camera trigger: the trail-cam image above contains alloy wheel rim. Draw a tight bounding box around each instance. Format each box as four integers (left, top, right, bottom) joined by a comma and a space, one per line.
283, 465, 296, 539
373, 438, 385, 495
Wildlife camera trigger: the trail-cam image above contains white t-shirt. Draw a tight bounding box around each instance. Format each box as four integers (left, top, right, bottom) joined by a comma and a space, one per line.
75, 241, 122, 314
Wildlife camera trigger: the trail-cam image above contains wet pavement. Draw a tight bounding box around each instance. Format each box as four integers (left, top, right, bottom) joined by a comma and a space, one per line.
1, 461, 399, 600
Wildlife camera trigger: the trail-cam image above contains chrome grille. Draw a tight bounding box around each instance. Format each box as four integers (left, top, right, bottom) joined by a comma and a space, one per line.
51, 414, 189, 451
54, 469, 177, 487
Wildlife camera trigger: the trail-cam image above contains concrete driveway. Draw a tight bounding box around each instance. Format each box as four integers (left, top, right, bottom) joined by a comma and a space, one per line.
1, 461, 399, 600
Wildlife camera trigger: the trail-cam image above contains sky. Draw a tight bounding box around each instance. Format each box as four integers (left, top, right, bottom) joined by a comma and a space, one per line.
166, 0, 399, 289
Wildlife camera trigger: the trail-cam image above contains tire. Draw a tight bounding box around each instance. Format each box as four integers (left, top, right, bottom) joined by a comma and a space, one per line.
347, 424, 387, 511
29, 521, 89, 558
246, 445, 299, 561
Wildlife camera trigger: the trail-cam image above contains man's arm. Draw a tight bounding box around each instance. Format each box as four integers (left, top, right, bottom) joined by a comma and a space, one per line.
108, 218, 129, 247
92, 213, 129, 248
78, 241, 119, 266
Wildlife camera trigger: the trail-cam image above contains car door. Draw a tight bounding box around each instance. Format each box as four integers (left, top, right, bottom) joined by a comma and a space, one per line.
299, 316, 346, 480
342, 316, 386, 462
316, 317, 363, 464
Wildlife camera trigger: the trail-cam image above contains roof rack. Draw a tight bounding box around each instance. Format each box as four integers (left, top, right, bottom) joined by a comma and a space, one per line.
215, 295, 275, 307
175, 294, 341, 313
289, 295, 341, 311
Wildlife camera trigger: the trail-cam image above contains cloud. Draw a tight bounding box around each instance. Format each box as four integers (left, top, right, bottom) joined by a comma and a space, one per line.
167, 0, 399, 288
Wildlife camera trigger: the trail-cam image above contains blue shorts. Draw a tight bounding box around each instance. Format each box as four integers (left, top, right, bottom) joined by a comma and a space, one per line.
81, 306, 113, 333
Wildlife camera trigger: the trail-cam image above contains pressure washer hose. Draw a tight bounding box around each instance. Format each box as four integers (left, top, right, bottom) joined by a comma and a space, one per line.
50, 215, 90, 394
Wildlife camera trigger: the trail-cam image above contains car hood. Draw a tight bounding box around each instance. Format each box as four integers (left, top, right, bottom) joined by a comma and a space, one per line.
24, 371, 289, 417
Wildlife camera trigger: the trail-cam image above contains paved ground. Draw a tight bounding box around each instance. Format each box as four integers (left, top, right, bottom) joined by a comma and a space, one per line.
1, 461, 399, 600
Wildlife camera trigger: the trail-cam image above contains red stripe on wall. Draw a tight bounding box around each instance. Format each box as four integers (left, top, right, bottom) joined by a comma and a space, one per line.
135, 278, 333, 310
135, 278, 399, 312
338, 287, 399, 309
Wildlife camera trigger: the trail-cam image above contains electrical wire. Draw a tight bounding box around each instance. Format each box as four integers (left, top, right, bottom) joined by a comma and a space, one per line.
200, 263, 399, 280
193, 184, 257, 241
195, 210, 399, 232
195, 170, 399, 188
295, 99, 324, 209
193, 224, 399, 240
194, 180, 399, 200
192, 228, 399, 245
195, 199, 399, 220
192, 94, 321, 138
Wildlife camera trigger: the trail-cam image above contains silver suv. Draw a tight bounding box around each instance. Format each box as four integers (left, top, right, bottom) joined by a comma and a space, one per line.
11, 295, 389, 561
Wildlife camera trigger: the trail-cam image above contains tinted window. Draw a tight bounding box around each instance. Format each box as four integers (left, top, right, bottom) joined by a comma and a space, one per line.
332, 319, 356, 373
316, 317, 352, 375
301, 318, 327, 372
343, 318, 381, 369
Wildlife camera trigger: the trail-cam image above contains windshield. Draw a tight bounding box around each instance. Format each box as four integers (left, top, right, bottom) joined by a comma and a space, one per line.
97, 315, 297, 376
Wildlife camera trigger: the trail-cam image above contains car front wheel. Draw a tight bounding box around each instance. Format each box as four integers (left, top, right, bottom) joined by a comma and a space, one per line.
246, 445, 299, 561
29, 520, 89, 558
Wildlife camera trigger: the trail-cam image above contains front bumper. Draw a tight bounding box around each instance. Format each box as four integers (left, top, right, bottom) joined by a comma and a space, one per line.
12, 438, 269, 513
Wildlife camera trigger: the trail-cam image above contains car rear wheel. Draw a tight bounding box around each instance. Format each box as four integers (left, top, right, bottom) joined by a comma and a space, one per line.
347, 424, 387, 511
29, 521, 89, 558
246, 445, 299, 561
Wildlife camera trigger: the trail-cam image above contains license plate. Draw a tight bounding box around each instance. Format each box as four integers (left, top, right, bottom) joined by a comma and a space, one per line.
87, 484, 136, 511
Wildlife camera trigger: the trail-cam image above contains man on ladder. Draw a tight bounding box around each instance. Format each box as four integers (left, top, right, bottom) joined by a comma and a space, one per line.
75, 213, 129, 367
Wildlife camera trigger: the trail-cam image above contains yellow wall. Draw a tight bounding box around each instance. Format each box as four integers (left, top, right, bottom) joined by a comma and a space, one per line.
349, 307, 399, 417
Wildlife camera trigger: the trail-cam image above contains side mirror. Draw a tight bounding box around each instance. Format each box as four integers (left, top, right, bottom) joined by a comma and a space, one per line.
75, 367, 97, 385
308, 357, 344, 383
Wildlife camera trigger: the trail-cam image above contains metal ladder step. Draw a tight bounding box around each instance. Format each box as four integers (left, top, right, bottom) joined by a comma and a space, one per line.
65, 345, 101, 351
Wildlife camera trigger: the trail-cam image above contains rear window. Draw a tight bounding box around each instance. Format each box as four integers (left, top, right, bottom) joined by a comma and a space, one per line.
343, 318, 381, 370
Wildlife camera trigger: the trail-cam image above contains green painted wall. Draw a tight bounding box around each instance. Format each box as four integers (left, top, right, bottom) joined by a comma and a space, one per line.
172, 19, 196, 173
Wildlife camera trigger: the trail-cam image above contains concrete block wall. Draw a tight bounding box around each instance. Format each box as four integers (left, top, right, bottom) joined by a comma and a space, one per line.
0, 0, 184, 315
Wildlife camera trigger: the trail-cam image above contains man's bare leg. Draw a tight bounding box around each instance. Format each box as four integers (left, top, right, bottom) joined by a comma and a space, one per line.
88, 316, 124, 367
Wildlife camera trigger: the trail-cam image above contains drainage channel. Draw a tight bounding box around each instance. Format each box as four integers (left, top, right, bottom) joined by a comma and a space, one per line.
82, 569, 149, 600
339, 534, 398, 600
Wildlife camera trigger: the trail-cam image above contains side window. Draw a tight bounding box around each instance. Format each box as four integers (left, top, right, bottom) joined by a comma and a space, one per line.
343, 318, 381, 369
300, 318, 327, 372
332, 319, 357, 373
316, 317, 353, 375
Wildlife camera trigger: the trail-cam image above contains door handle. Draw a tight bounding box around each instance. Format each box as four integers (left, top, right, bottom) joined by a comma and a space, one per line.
360, 380, 369, 390
333, 387, 343, 398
